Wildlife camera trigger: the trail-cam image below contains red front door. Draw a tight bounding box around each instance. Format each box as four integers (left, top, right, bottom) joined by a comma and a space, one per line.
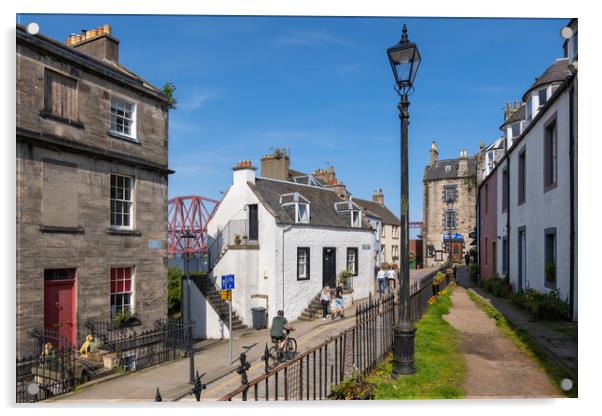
44, 270, 76, 348
451, 242, 463, 263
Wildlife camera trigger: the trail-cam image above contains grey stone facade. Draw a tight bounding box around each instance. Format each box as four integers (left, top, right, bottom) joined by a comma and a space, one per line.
422, 142, 477, 267
16, 25, 171, 356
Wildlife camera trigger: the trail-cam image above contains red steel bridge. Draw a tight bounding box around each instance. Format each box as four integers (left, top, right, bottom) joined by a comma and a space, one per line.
167, 196, 220, 256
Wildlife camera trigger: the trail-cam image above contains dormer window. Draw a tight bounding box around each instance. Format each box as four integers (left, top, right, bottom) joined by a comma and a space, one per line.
526, 99, 533, 123
334, 200, 363, 228
511, 121, 523, 139
538, 88, 549, 108
280, 192, 310, 224
352, 210, 361, 227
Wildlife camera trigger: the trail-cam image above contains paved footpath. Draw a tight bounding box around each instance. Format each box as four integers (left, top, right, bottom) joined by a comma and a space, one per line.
445, 269, 560, 398
50, 269, 431, 403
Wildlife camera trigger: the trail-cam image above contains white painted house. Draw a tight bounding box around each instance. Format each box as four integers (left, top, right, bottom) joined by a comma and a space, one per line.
199, 157, 376, 337
488, 19, 577, 320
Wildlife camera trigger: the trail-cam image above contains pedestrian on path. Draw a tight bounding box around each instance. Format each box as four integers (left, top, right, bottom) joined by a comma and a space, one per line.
387, 266, 397, 291
464, 252, 470, 267
332, 281, 345, 320
377, 266, 387, 295
320, 286, 331, 320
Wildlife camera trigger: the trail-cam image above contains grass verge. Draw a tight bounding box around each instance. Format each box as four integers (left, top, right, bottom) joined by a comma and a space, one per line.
365, 284, 466, 399
467, 289, 577, 398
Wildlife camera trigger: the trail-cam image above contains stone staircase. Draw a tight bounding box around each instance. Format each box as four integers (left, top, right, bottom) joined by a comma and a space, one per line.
193, 276, 247, 331
298, 288, 353, 321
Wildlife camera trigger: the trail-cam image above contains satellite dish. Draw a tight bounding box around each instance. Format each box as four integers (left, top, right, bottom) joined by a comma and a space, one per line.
560, 26, 574, 40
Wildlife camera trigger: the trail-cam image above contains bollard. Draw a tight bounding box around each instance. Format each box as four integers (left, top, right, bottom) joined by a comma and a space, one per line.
191, 370, 207, 401
154, 387, 162, 402
261, 343, 270, 373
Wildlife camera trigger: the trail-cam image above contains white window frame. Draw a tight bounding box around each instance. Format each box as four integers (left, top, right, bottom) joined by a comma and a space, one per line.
110, 266, 135, 318
110, 96, 137, 140
392, 225, 399, 238
526, 98, 533, 123
110, 173, 134, 230
297, 247, 310, 280
538, 87, 549, 109
380, 224, 386, 238
351, 210, 362, 228
295, 203, 310, 224
392, 245, 399, 259
346, 247, 358, 276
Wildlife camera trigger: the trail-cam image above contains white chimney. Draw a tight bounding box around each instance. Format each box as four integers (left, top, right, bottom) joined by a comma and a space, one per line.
232, 160, 256, 186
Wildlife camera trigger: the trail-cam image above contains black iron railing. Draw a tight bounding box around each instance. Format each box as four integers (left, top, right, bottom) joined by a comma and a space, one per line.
16, 346, 76, 403
85, 318, 192, 372
218, 271, 439, 401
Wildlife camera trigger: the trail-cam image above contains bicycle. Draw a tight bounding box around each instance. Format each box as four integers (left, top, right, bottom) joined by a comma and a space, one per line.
267, 329, 297, 369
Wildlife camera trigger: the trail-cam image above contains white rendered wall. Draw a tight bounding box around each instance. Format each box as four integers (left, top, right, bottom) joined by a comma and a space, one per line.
276, 225, 375, 322
186, 280, 230, 339
508, 91, 571, 302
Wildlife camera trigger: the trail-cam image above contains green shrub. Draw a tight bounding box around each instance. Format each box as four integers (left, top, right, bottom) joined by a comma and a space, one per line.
480, 276, 512, 297
510, 288, 570, 320
433, 271, 446, 285
167, 267, 182, 317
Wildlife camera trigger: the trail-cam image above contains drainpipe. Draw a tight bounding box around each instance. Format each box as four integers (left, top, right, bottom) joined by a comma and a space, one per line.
568, 80, 576, 320
506, 152, 511, 288
281, 224, 292, 311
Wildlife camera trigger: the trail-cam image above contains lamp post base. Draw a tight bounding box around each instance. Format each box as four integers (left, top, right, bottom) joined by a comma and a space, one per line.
392, 323, 416, 377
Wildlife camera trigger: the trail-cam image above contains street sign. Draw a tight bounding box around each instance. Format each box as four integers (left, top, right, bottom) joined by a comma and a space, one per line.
220, 290, 232, 300
362, 244, 371, 250
221, 274, 235, 290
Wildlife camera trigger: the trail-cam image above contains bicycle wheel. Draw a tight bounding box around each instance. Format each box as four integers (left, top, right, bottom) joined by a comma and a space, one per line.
267, 346, 280, 369
285, 337, 297, 360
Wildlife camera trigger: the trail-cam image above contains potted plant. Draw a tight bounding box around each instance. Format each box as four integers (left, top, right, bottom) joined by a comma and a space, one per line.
112, 311, 140, 328
338, 269, 354, 290
234, 234, 242, 245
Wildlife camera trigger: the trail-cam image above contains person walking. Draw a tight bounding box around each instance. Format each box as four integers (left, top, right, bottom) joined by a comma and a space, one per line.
320, 286, 331, 320
464, 252, 470, 267
387, 266, 397, 291
332, 281, 345, 320
376, 266, 387, 295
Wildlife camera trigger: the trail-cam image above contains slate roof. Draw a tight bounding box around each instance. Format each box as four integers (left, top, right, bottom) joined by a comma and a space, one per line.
522, 59, 570, 101
424, 158, 477, 181
248, 178, 372, 230
352, 198, 400, 226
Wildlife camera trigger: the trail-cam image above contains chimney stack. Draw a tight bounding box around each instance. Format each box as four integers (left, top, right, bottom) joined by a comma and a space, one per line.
66, 24, 119, 63
313, 166, 349, 199
372, 189, 384, 205
429, 141, 439, 167
458, 149, 468, 176
232, 159, 256, 186
260, 148, 290, 180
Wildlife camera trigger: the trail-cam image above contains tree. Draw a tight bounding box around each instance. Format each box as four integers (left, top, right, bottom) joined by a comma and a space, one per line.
167, 267, 182, 317
162, 82, 177, 109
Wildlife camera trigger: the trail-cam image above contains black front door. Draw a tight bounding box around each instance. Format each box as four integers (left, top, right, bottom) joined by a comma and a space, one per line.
322, 247, 336, 288
248, 204, 258, 240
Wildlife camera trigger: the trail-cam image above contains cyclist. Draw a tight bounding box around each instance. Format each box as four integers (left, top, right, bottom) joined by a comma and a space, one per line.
270, 310, 295, 351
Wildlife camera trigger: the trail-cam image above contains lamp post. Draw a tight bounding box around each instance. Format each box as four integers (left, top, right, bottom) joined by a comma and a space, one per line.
387, 24, 421, 377
446, 197, 455, 264
181, 228, 196, 384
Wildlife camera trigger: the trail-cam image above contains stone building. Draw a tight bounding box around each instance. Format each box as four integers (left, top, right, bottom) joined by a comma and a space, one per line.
16, 24, 171, 355
422, 141, 477, 267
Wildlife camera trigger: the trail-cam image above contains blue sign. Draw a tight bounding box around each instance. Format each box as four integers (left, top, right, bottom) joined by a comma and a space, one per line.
148, 239, 162, 250
221, 274, 235, 290
443, 233, 464, 241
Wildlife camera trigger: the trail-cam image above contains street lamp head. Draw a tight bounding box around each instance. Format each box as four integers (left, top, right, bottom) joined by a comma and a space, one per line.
387, 24, 421, 95
181, 228, 195, 253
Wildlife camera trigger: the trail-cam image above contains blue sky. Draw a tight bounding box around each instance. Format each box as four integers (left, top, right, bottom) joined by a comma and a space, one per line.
18, 15, 568, 234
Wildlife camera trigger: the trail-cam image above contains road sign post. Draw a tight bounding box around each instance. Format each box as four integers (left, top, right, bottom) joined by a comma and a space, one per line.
221, 275, 235, 364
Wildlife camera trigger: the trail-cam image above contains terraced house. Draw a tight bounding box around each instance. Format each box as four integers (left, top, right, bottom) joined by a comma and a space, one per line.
16, 24, 171, 356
